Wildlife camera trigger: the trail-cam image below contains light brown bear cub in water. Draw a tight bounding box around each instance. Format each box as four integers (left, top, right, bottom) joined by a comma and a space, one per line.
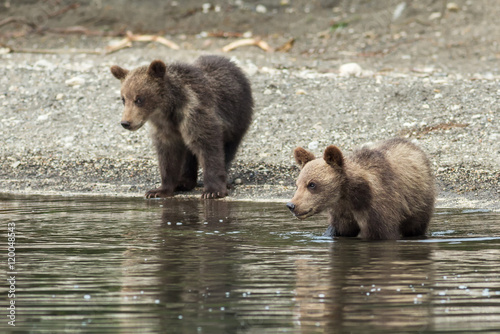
286, 138, 436, 240
111, 56, 253, 199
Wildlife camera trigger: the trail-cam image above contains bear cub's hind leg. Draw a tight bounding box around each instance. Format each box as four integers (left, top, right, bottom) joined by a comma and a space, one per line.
200, 147, 228, 199
175, 151, 198, 192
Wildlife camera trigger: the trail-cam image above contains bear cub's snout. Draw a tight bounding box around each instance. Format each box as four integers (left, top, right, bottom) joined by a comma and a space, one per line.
120, 121, 131, 130
286, 202, 296, 212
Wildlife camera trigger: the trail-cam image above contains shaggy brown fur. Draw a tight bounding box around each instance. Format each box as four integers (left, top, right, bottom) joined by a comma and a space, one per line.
287, 138, 436, 240
111, 56, 253, 199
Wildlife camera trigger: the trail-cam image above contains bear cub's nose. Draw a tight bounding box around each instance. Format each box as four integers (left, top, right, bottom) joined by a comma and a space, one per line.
121, 121, 131, 129
286, 202, 296, 212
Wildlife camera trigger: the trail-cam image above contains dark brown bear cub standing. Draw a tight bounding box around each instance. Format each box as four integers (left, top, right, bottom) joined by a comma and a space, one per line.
110, 56, 253, 199
286, 138, 436, 240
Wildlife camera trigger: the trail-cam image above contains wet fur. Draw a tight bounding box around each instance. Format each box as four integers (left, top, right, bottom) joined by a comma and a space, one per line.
111, 56, 253, 199
288, 138, 436, 240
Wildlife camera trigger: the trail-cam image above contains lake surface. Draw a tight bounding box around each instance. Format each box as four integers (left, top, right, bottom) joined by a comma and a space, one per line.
1, 194, 500, 333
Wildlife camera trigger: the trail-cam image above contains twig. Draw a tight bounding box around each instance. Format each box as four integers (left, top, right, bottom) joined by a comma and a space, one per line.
222, 38, 272, 52
46, 26, 120, 36
5, 47, 102, 55
105, 39, 133, 54
47, 3, 80, 19
105, 31, 180, 54
0, 17, 36, 29
275, 38, 295, 52
126, 31, 180, 49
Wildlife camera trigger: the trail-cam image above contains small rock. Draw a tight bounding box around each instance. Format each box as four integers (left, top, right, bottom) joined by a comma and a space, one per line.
263, 89, 272, 95
11, 161, 21, 169
308, 141, 319, 150
63, 136, 74, 144
56, 93, 64, 100
234, 178, 242, 185
295, 89, 307, 95
243, 62, 258, 76
65, 76, 85, 87
392, 2, 406, 21
429, 12, 441, 20
202, 3, 211, 13
447, 2, 460, 12
339, 63, 362, 77
34, 59, 54, 69
256, 4, 267, 13
37, 113, 50, 122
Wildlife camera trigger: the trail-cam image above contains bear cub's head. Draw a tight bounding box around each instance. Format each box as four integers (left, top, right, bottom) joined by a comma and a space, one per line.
111, 60, 167, 131
286, 145, 346, 219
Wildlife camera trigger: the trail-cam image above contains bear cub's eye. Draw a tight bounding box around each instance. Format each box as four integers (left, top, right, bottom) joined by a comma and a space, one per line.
134, 97, 143, 106
307, 182, 316, 190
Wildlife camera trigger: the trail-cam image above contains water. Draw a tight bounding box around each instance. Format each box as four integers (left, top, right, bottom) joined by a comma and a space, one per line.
1, 194, 500, 333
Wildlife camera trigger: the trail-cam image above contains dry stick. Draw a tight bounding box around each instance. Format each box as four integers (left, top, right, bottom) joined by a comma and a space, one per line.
0, 17, 36, 29
222, 38, 272, 52
47, 3, 80, 19
6, 47, 102, 55
126, 31, 180, 50
105, 31, 180, 54
46, 26, 116, 36
275, 38, 295, 53
0, 3, 79, 30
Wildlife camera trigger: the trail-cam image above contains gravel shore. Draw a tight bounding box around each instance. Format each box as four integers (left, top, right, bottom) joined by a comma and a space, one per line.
0, 46, 498, 210
0, 1, 498, 210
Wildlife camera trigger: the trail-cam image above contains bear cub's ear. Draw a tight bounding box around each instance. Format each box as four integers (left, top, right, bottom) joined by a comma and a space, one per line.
294, 147, 315, 169
110, 65, 129, 81
323, 145, 344, 169
148, 60, 167, 79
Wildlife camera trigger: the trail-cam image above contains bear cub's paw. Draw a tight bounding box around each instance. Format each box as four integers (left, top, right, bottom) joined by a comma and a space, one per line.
201, 189, 228, 199
145, 187, 175, 199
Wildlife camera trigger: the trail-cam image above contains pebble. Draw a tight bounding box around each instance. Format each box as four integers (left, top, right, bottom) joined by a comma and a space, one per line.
202, 3, 211, 13
339, 63, 362, 77
34, 59, 55, 69
429, 12, 441, 20
308, 141, 319, 150
37, 114, 50, 122
65, 76, 85, 87
243, 62, 258, 76
256, 4, 267, 13
447, 2, 460, 11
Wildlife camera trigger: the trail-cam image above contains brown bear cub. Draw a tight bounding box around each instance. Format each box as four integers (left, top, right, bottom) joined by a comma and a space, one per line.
110, 56, 253, 199
287, 138, 436, 240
